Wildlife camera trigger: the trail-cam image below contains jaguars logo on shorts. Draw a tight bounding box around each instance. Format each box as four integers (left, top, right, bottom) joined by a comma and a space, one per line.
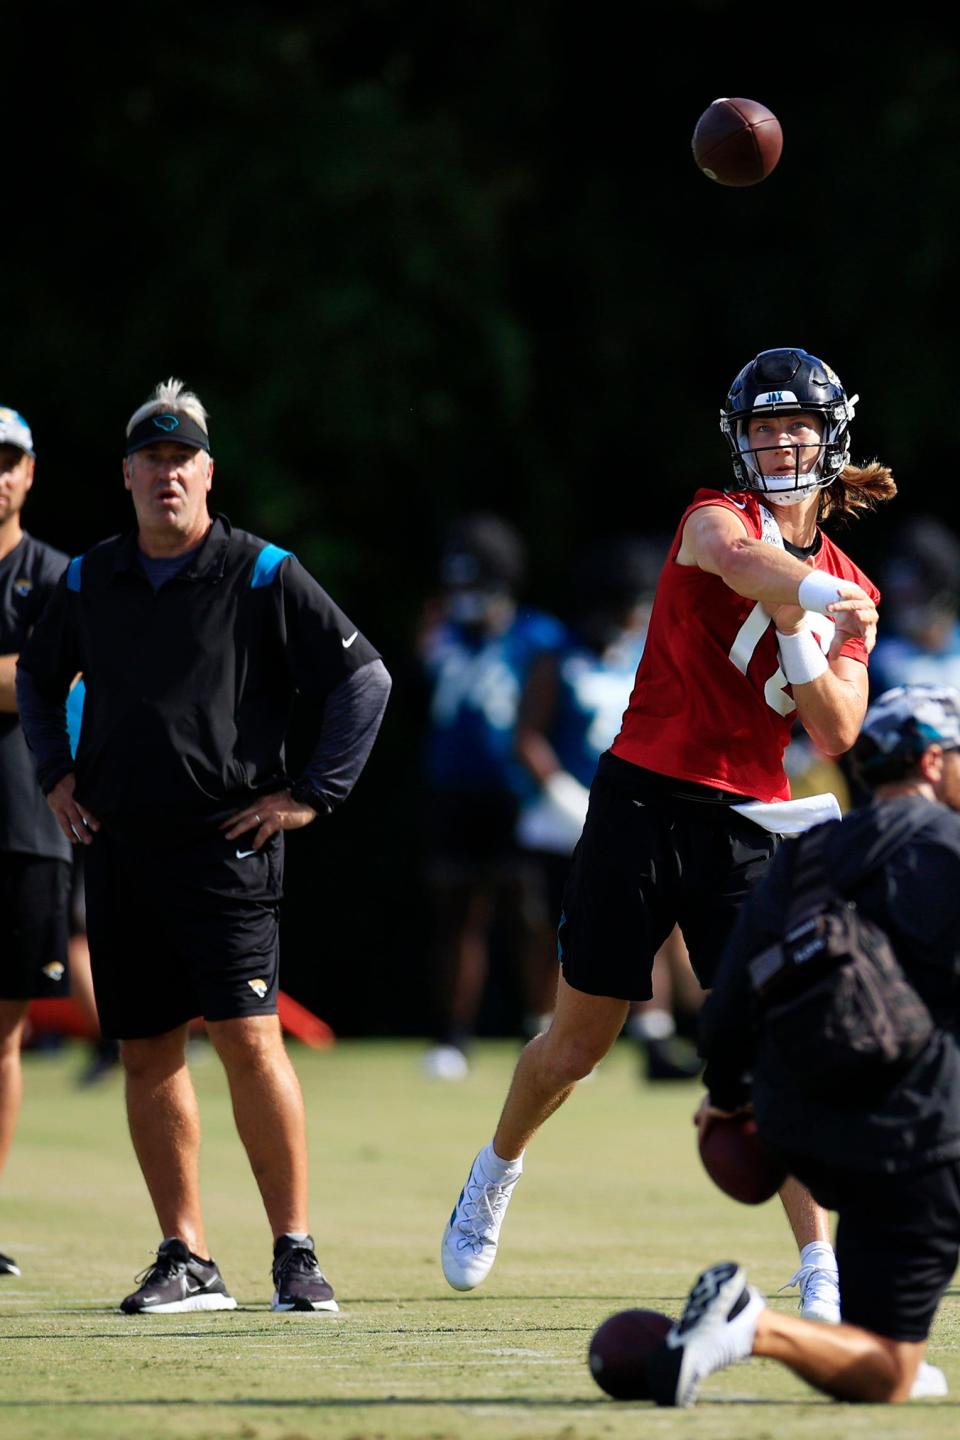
248, 978, 268, 999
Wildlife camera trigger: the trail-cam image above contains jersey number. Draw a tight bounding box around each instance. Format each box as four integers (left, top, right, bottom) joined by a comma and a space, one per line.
729, 605, 834, 717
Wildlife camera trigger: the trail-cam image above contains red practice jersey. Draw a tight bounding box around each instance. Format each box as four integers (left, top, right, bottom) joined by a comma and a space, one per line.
610, 489, 879, 803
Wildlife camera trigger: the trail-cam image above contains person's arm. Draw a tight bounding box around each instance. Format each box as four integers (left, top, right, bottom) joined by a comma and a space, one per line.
0, 654, 17, 712
681, 505, 876, 755
515, 650, 592, 829
515, 651, 562, 784
679, 505, 876, 626
289, 658, 392, 813
222, 660, 392, 849
782, 652, 869, 758
14, 665, 75, 794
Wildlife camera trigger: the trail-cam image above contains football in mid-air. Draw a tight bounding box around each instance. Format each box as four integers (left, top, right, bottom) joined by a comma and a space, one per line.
698, 1112, 786, 1205
588, 1307, 673, 1399
692, 97, 783, 186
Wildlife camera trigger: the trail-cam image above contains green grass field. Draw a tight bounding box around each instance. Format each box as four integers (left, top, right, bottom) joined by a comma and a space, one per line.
0, 1036, 956, 1440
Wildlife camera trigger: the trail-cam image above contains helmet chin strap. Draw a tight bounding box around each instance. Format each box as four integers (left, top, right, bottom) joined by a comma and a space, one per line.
763, 482, 828, 507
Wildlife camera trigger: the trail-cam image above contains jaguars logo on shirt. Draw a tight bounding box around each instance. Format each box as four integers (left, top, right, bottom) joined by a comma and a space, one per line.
13, 578, 32, 598
42, 962, 65, 982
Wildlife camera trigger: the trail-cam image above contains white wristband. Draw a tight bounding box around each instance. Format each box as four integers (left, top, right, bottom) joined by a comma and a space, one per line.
777, 628, 829, 685
797, 570, 847, 615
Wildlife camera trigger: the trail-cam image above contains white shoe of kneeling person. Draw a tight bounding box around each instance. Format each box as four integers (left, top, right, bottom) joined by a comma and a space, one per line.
781, 1261, 841, 1324
648, 1261, 765, 1408
911, 1362, 948, 1399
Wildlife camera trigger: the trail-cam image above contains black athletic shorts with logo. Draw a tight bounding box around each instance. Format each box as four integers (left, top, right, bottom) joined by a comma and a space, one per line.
784, 1153, 960, 1342
557, 752, 779, 1000
84, 827, 284, 1040
0, 853, 71, 1000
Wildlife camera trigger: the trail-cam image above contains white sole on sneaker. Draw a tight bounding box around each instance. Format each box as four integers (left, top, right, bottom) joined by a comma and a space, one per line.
271, 1294, 340, 1313
124, 1293, 238, 1314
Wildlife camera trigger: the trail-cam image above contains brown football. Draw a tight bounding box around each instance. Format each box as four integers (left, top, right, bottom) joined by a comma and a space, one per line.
588, 1307, 673, 1400
692, 97, 783, 187
698, 1112, 787, 1204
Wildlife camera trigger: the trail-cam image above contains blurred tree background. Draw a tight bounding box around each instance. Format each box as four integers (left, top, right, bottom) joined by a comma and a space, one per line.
5, 5, 958, 1034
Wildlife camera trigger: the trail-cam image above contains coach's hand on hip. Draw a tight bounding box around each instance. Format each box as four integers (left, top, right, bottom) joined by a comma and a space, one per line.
46, 772, 101, 846
221, 790, 318, 849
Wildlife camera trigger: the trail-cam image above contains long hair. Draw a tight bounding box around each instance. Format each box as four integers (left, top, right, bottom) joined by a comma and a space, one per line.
817, 462, 897, 525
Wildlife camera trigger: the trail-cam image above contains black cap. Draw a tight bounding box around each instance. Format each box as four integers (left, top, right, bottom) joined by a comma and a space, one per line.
126, 411, 211, 456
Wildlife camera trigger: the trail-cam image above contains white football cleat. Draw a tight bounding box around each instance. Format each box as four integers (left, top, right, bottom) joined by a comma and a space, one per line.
441, 1149, 522, 1291
911, 1362, 948, 1399
781, 1262, 841, 1324
648, 1261, 765, 1408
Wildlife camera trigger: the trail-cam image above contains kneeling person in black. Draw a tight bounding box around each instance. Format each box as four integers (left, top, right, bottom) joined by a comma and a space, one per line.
16, 379, 391, 1314
649, 683, 960, 1406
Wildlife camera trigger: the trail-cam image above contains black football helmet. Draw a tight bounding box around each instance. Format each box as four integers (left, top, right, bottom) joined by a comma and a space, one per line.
719, 348, 857, 504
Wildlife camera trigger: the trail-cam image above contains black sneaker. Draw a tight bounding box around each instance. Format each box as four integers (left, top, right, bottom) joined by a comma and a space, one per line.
0, 1251, 20, 1277
120, 1238, 238, 1314
642, 1035, 704, 1082
77, 1037, 121, 1088
271, 1235, 339, 1312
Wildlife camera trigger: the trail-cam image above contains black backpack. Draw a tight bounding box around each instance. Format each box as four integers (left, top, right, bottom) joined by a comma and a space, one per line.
748, 814, 935, 1101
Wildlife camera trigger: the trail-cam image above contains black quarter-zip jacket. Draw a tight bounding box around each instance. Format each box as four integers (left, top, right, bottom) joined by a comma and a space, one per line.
18, 514, 382, 830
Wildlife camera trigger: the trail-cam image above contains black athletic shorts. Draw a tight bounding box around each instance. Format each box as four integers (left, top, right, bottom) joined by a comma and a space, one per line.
84, 827, 284, 1040
557, 753, 779, 999
784, 1153, 960, 1342
0, 853, 71, 1000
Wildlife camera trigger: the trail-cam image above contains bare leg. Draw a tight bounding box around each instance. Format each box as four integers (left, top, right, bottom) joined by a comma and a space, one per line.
206, 1014, 309, 1239
502, 868, 560, 1028
67, 933, 101, 1037
661, 924, 703, 1016
122, 1025, 208, 1255
780, 1175, 833, 1248
0, 1001, 29, 1178
428, 874, 494, 1043
492, 975, 629, 1158
631, 945, 675, 1023
450, 889, 495, 1035
754, 1307, 924, 1402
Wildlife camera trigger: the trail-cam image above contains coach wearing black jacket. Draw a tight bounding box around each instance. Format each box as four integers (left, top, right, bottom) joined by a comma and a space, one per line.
15, 379, 391, 1318
648, 683, 960, 1407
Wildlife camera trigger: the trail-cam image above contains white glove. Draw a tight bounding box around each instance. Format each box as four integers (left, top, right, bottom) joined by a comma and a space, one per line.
543, 771, 591, 828
516, 770, 591, 854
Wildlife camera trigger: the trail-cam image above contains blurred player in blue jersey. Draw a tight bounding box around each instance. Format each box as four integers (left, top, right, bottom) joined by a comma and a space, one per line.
869, 515, 960, 698
514, 535, 702, 1079
419, 514, 565, 1079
